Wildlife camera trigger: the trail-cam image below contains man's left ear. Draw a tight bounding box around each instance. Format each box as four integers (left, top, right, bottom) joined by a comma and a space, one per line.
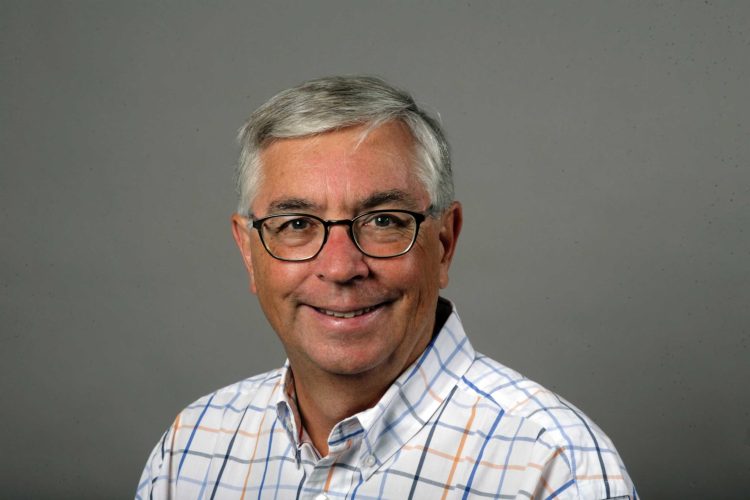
437, 201, 463, 288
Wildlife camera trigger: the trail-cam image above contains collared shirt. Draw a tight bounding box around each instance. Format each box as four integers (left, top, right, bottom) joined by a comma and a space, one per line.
137, 303, 637, 499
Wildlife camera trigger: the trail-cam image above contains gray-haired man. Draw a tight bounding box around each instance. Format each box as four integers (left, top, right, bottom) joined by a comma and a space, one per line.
137, 76, 636, 499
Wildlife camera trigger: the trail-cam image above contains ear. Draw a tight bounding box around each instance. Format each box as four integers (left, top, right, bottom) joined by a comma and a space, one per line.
437, 201, 463, 288
231, 214, 258, 294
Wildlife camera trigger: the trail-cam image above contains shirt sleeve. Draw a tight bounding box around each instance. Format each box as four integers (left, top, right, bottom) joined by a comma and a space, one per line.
520, 433, 637, 500
135, 424, 174, 500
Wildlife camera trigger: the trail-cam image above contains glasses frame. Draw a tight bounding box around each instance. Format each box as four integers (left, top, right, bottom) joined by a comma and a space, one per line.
250, 209, 428, 262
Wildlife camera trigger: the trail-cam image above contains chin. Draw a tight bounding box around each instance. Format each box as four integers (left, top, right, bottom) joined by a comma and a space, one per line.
311, 347, 394, 377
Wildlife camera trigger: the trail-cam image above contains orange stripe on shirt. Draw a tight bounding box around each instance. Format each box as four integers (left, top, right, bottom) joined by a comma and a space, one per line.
169, 414, 181, 474
239, 377, 282, 500
402, 443, 457, 461
418, 366, 444, 402
538, 474, 555, 496
175, 423, 283, 440
401, 443, 530, 472
441, 396, 480, 499
507, 387, 555, 414
478, 459, 528, 472
577, 473, 624, 481
323, 460, 337, 492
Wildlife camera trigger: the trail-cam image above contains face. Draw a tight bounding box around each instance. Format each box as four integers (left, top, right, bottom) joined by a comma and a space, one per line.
232, 121, 461, 383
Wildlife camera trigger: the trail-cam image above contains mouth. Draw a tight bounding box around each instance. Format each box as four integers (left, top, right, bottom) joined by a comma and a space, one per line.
313, 303, 385, 319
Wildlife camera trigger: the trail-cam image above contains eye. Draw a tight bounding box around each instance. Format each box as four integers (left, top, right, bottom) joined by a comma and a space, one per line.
288, 218, 310, 230
269, 216, 318, 234
373, 214, 394, 227
360, 211, 410, 229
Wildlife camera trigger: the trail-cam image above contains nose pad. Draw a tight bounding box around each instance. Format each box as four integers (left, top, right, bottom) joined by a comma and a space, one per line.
314, 225, 369, 282
321, 224, 361, 256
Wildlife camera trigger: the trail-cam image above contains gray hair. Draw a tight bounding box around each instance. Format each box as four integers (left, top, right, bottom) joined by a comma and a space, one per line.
235, 75, 453, 216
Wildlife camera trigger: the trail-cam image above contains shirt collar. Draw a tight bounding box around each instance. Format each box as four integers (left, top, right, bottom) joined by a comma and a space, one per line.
359, 300, 475, 476
274, 299, 476, 475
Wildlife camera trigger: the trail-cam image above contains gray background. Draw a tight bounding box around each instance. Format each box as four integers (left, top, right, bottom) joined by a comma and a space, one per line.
2, 1, 748, 498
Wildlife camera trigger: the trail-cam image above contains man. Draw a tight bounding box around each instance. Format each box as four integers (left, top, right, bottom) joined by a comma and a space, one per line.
137, 76, 637, 499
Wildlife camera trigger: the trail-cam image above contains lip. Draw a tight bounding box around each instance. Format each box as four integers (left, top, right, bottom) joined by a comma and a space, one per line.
315, 304, 380, 319
301, 300, 392, 328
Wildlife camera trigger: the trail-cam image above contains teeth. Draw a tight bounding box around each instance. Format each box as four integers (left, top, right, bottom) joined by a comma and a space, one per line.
318, 305, 376, 318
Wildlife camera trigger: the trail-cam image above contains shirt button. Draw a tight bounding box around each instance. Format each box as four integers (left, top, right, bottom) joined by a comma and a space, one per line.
314, 494, 328, 500
364, 455, 376, 467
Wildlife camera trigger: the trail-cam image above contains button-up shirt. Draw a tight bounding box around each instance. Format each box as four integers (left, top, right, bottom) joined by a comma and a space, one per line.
137, 304, 637, 499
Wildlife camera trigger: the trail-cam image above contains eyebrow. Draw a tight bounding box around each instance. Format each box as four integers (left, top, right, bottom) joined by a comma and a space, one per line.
358, 190, 420, 211
266, 198, 318, 213
261, 189, 420, 217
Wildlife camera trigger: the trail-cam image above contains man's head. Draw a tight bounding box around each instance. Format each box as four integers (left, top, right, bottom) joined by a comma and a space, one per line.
231, 76, 461, 386
235, 75, 454, 217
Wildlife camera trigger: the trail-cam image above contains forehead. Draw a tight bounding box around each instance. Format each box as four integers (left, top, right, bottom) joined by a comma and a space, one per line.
254, 122, 428, 214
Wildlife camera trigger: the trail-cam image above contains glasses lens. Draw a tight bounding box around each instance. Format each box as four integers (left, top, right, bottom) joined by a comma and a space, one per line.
260, 215, 324, 260
354, 211, 418, 257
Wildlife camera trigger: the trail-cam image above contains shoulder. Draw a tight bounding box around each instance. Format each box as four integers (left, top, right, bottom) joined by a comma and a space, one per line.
453, 353, 596, 448
182, 367, 284, 415
171, 367, 285, 433
459, 353, 586, 429
136, 368, 286, 498
454, 353, 636, 498
157, 367, 285, 459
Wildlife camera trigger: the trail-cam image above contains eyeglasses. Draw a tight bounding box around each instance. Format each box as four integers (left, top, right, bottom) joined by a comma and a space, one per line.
250, 209, 428, 261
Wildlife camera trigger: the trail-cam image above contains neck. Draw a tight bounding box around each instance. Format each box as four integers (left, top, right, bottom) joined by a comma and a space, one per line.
291, 369, 390, 456
288, 299, 452, 456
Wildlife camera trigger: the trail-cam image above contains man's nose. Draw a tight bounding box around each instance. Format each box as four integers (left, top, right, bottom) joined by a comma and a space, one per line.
313, 225, 370, 283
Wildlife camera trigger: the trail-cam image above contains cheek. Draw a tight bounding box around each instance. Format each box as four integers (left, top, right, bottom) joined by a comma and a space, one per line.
405, 239, 444, 286
385, 252, 442, 299
252, 256, 307, 303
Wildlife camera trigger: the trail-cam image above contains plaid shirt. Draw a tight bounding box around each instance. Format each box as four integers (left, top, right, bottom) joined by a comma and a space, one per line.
137, 303, 637, 499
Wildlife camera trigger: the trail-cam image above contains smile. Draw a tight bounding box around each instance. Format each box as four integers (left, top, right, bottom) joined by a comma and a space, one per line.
315, 305, 379, 319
